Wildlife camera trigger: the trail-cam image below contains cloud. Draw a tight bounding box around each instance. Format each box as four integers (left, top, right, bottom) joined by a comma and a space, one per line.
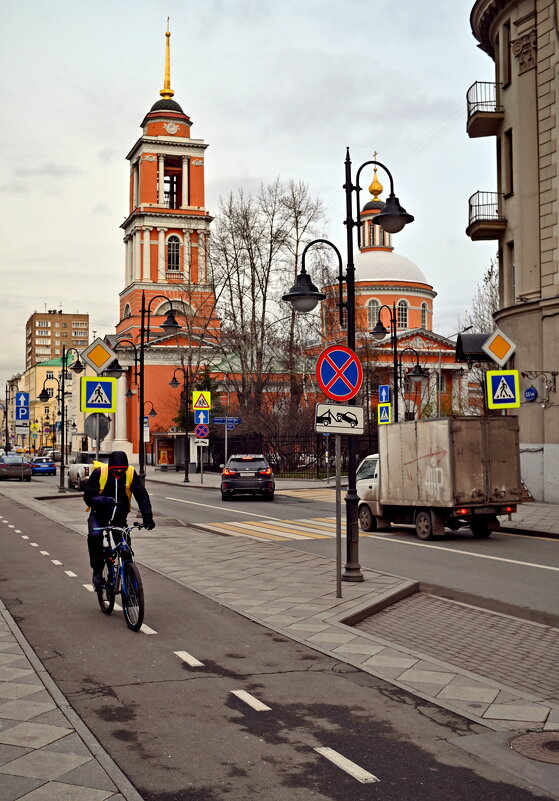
0, 181, 29, 194
13, 162, 80, 178
90, 202, 112, 215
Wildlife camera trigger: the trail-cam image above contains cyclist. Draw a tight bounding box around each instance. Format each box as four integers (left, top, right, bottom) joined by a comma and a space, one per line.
84, 450, 154, 588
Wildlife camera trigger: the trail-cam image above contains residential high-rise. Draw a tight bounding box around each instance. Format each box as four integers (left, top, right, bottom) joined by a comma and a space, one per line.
467, 0, 558, 501
25, 309, 89, 369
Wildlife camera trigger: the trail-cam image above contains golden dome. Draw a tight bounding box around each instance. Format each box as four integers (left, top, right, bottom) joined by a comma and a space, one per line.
368, 167, 383, 200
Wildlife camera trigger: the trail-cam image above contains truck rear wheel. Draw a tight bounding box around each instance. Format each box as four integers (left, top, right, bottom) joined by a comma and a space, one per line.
415, 510, 434, 540
358, 504, 377, 532
470, 518, 494, 538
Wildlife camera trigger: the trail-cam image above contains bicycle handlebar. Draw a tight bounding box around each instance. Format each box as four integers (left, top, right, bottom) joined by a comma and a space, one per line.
92, 523, 147, 533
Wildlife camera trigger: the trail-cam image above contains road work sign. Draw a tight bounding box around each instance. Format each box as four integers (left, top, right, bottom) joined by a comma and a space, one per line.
80, 377, 117, 413
486, 370, 520, 409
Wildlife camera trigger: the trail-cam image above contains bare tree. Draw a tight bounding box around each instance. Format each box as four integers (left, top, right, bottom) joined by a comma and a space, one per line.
211, 179, 327, 424
458, 257, 499, 334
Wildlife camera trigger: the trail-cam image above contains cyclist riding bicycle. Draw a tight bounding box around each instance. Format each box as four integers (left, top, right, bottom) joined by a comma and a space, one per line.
84, 450, 154, 588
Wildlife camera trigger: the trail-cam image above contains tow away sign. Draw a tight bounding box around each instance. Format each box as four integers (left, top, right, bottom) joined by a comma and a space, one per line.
315, 404, 364, 435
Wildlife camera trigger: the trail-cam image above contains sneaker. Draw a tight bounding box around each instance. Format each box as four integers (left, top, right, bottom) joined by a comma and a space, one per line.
92, 570, 104, 589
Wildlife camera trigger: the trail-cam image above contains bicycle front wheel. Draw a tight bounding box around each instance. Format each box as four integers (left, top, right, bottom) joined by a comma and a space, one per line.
121, 562, 144, 631
97, 561, 115, 615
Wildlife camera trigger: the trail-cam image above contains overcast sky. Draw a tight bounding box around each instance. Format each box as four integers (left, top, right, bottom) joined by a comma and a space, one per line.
0, 0, 497, 382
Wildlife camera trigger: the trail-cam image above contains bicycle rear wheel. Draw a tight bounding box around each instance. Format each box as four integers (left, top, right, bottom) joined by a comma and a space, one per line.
121, 562, 144, 631
97, 560, 115, 614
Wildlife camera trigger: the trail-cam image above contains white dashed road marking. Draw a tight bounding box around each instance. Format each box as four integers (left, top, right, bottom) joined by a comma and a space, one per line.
40, 551, 50, 556
15, 529, 22, 533
140, 624, 157, 635
65, 571, 77, 578
84, 584, 94, 592
314, 747, 379, 784
51, 560, 63, 566
21, 535, 29, 540
174, 650, 204, 667
30, 543, 39, 547
231, 690, 271, 712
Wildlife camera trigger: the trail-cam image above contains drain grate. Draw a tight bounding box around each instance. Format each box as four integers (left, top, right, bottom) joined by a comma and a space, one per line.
509, 732, 559, 764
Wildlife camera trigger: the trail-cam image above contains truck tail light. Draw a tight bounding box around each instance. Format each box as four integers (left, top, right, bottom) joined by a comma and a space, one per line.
503, 506, 515, 513
456, 507, 469, 516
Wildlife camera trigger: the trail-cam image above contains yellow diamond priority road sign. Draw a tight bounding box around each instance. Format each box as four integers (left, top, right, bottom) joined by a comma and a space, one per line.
80, 337, 117, 375
482, 329, 516, 368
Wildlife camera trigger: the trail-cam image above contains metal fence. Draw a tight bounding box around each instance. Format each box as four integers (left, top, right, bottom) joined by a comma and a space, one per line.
466, 81, 502, 117
208, 430, 379, 478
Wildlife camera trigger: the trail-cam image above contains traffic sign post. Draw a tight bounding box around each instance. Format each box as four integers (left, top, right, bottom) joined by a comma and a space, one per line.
315, 403, 364, 435
192, 391, 211, 411
482, 329, 516, 368
79, 338, 117, 376
378, 385, 391, 404
316, 345, 363, 402
194, 410, 210, 425
195, 424, 209, 438
486, 370, 521, 410
378, 403, 392, 425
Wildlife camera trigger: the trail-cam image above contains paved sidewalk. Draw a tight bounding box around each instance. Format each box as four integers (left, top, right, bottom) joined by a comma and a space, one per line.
0, 599, 143, 801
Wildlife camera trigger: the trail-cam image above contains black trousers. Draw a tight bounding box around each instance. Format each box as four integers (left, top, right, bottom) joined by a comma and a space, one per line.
87, 513, 127, 569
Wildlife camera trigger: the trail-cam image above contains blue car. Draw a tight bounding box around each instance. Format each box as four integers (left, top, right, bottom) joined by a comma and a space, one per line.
31, 457, 56, 476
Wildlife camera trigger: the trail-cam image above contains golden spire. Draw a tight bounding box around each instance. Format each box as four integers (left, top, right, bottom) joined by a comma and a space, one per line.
369, 152, 383, 199
160, 19, 174, 99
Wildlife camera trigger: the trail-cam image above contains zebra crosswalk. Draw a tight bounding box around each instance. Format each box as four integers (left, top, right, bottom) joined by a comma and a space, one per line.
276, 488, 337, 502
197, 516, 375, 543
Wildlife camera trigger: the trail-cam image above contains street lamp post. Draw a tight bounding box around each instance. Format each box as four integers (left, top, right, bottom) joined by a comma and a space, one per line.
169, 367, 191, 482
38, 345, 84, 491
370, 304, 399, 422
398, 347, 428, 419
138, 291, 181, 482
282, 150, 413, 582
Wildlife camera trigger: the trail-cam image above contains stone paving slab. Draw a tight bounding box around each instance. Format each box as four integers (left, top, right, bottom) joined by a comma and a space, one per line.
0, 599, 144, 801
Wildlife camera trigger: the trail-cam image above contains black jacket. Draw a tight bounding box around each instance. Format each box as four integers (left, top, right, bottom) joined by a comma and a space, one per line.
83, 455, 153, 526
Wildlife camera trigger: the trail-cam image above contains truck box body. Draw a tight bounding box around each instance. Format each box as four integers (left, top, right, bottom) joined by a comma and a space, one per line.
379, 416, 522, 509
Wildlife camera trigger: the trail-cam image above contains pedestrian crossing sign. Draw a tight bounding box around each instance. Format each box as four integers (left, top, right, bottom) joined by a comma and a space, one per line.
80, 376, 117, 413
486, 369, 520, 409
192, 390, 211, 410
378, 402, 392, 425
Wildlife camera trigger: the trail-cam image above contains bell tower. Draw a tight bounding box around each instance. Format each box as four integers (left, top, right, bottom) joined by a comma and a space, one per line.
116, 24, 219, 344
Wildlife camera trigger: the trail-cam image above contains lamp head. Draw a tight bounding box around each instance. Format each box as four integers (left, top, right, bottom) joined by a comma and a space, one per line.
148, 407, 157, 417
370, 320, 390, 341
71, 358, 84, 374
38, 389, 50, 403
169, 376, 180, 388
282, 271, 326, 313
161, 309, 181, 334
371, 194, 414, 234
104, 359, 124, 379
408, 363, 428, 385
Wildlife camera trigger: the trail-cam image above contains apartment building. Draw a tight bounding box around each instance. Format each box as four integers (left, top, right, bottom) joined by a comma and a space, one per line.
466, 0, 558, 500
25, 309, 89, 369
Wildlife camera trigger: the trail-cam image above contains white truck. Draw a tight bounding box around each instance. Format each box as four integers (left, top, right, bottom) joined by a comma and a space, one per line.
357, 416, 522, 539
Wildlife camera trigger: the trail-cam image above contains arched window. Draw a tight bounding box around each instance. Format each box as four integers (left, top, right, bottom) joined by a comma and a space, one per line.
397, 300, 408, 329
421, 302, 428, 329
367, 299, 380, 329
167, 235, 180, 271
123, 303, 132, 319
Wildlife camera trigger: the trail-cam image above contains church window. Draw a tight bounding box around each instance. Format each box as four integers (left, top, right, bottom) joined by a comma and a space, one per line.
421, 303, 428, 329
397, 300, 408, 329
367, 299, 380, 329
164, 175, 179, 209
123, 304, 132, 318
167, 236, 180, 271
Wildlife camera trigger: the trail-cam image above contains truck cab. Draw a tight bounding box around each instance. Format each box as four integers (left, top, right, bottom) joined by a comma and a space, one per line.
356, 454, 379, 532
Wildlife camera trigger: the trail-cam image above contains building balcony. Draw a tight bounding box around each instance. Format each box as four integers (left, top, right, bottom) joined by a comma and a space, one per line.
466, 191, 507, 241
466, 82, 503, 138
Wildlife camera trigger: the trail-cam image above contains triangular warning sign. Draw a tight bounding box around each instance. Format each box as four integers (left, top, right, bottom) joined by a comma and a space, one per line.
495, 377, 514, 400
195, 395, 210, 409
88, 383, 111, 405
380, 407, 389, 421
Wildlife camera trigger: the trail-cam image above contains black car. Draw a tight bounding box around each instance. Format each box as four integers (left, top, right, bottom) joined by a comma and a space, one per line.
221, 454, 275, 501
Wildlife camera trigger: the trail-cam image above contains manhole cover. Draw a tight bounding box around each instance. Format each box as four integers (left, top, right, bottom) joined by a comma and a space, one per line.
509, 732, 559, 764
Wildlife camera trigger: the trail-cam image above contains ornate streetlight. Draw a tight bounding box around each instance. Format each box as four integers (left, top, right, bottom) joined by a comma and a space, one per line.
169, 367, 192, 483
283, 151, 413, 582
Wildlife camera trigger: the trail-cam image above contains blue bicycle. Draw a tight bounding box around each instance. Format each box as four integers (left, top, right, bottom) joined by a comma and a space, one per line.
94, 523, 145, 631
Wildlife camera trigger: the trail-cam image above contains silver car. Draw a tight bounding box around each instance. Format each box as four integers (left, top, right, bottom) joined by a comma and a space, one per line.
0, 455, 32, 482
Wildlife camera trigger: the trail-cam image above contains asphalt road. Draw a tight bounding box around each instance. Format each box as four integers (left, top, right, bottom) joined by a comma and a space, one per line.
0, 491, 553, 801
142, 480, 559, 622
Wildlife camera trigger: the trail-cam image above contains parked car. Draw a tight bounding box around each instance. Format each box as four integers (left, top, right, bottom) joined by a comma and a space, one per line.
31, 456, 57, 476
220, 454, 275, 501
67, 451, 110, 489
43, 449, 62, 462
0, 455, 32, 481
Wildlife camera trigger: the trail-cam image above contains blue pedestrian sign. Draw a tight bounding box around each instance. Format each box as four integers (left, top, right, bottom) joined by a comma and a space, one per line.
15, 392, 29, 408
15, 406, 30, 421
378, 385, 391, 403
486, 370, 520, 410
378, 403, 392, 425
80, 376, 117, 413
194, 410, 210, 425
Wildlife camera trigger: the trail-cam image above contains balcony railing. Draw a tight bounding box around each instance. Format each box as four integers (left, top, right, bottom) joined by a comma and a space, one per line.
466, 82, 503, 138
466, 191, 507, 241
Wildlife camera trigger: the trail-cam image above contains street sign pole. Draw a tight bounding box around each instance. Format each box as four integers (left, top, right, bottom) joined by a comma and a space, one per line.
335, 433, 342, 599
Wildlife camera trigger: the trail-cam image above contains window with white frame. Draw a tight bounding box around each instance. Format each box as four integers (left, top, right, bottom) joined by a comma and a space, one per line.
421, 302, 428, 329
367, 299, 380, 329
397, 300, 408, 329
167, 235, 180, 271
